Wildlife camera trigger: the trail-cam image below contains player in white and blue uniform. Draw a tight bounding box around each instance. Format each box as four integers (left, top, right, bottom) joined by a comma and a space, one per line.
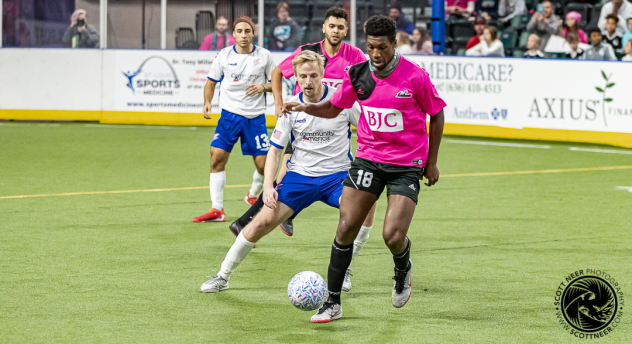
200, 51, 376, 294
193, 16, 277, 223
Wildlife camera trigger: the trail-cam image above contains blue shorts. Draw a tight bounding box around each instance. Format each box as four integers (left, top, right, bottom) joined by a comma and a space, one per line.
211, 110, 269, 156
276, 170, 348, 219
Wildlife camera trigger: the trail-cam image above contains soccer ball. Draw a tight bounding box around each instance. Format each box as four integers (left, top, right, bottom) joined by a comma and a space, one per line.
287, 271, 328, 311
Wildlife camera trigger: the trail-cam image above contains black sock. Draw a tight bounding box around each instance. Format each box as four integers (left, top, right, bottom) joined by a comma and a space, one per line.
392, 238, 411, 272
236, 181, 276, 227
327, 239, 353, 304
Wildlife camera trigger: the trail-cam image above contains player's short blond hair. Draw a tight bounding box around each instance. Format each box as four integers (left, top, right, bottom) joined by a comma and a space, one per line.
292, 50, 325, 76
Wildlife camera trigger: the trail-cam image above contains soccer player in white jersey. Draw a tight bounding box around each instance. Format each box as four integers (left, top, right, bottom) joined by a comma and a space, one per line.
228, 5, 370, 243
200, 51, 376, 294
193, 17, 277, 223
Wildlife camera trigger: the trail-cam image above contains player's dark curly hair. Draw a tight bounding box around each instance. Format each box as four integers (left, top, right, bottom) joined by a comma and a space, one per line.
325, 6, 348, 23
365, 15, 397, 42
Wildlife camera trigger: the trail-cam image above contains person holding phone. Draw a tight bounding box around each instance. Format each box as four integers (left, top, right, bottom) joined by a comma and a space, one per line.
62, 9, 99, 48
526, 0, 558, 52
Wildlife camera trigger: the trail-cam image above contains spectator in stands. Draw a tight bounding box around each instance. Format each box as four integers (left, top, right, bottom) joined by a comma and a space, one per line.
474, 0, 500, 20
603, 14, 624, 52
598, 0, 632, 36
523, 34, 544, 57
466, 26, 505, 56
467, 16, 488, 50
565, 33, 584, 59
389, 3, 415, 35
62, 9, 99, 48
526, 0, 558, 52
622, 15, 632, 47
622, 39, 632, 60
395, 31, 414, 54
446, 0, 476, 20
268, 2, 302, 51
199, 16, 236, 50
411, 27, 435, 55
498, 0, 526, 23
562, 12, 587, 44
582, 27, 617, 60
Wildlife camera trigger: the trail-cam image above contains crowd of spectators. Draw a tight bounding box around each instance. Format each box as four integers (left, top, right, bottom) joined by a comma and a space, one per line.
458, 0, 632, 61
56, 0, 632, 62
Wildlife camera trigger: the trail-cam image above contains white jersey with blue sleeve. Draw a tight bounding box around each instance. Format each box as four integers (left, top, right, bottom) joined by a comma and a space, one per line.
269, 85, 361, 177
207, 45, 276, 118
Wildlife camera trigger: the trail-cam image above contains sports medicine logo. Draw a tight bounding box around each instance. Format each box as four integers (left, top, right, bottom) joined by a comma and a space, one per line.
554, 269, 624, 339
123, 56, 180, 95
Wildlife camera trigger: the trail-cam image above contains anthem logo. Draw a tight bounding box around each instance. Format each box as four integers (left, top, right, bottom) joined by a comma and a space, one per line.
554, 269, 624, 339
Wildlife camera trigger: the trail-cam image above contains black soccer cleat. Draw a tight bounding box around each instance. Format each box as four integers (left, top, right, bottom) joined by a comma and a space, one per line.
279, 218, 294, 236
229, 220, 243, 238
229, 220, 256, 248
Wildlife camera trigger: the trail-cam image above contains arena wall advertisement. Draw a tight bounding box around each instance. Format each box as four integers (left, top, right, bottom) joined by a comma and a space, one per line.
0, 48, 630, 147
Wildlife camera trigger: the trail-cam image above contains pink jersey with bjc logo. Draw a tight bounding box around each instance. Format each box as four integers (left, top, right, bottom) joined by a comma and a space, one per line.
278, 40, 366, 95
329, 57, 446, 168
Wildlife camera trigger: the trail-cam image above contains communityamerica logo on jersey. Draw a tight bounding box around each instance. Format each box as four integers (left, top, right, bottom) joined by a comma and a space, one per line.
231, 73, 259, 82
554, 269, 624, 339
300, 130, 334, 143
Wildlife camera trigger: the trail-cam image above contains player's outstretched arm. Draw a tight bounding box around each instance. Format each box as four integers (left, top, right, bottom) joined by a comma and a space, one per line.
280, 100, 343, 119
424, 109, 445, 187
271, 67, 285, 117
202, 79, 217, 119
262, 146, 284, 209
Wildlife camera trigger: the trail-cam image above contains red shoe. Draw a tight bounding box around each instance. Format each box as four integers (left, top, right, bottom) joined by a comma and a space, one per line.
192, 208, 226, 222
244, 192, 258, 206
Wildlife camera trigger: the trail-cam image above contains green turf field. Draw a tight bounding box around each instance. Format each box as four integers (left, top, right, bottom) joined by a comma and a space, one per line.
1, 122, 631, 343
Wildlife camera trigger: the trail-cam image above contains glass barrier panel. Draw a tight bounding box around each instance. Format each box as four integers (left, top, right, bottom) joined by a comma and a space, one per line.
3, 0, 100, 48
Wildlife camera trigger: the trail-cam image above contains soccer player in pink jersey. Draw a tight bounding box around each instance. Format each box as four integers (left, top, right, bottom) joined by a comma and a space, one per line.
271, 6, 366, 114
281, 15, 446, 323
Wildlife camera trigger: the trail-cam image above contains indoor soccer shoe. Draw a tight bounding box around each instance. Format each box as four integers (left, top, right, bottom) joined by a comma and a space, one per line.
310, 302, 342, 323
342, 268, 353, 292
192, 208, 226, 223
279, 218, 294, 236
200, 275, 229, 293
392, 260, 412, 308
229, 220, 244, 237
244, 193, 258, 206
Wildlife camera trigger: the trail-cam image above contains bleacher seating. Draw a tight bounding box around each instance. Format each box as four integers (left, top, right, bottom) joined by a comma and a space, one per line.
176, 28, 198, 50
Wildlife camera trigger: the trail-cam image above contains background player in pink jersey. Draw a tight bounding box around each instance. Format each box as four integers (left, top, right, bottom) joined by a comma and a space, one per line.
271, 6, 366, 115
281, 15, 446, 323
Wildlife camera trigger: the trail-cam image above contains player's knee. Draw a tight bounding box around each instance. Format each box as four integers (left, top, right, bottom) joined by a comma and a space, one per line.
336, 217, 361, 242
383, 230, 406, 250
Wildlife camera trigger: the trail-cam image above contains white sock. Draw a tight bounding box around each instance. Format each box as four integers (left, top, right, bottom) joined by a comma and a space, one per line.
249, 170, 264, 197
210, 171, 226, 211
218, 232, 256, 280
352, 225, 372, 260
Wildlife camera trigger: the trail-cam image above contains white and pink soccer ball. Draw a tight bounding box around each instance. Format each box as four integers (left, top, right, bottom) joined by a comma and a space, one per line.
287, 271, 328, 311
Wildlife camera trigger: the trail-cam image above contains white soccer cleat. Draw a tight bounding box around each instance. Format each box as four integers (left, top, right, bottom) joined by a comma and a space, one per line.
201, 275, 229, 293
391, 260, 412, 308
341, 268, 352, 292
310, 302, 342, 323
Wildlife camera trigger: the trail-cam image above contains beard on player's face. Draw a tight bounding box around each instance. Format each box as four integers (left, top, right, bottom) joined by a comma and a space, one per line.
323, 18, 347, 47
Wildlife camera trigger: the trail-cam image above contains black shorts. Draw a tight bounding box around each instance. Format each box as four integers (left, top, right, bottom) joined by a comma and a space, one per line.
343, 157, 424, 204
284, 143, 293, 155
